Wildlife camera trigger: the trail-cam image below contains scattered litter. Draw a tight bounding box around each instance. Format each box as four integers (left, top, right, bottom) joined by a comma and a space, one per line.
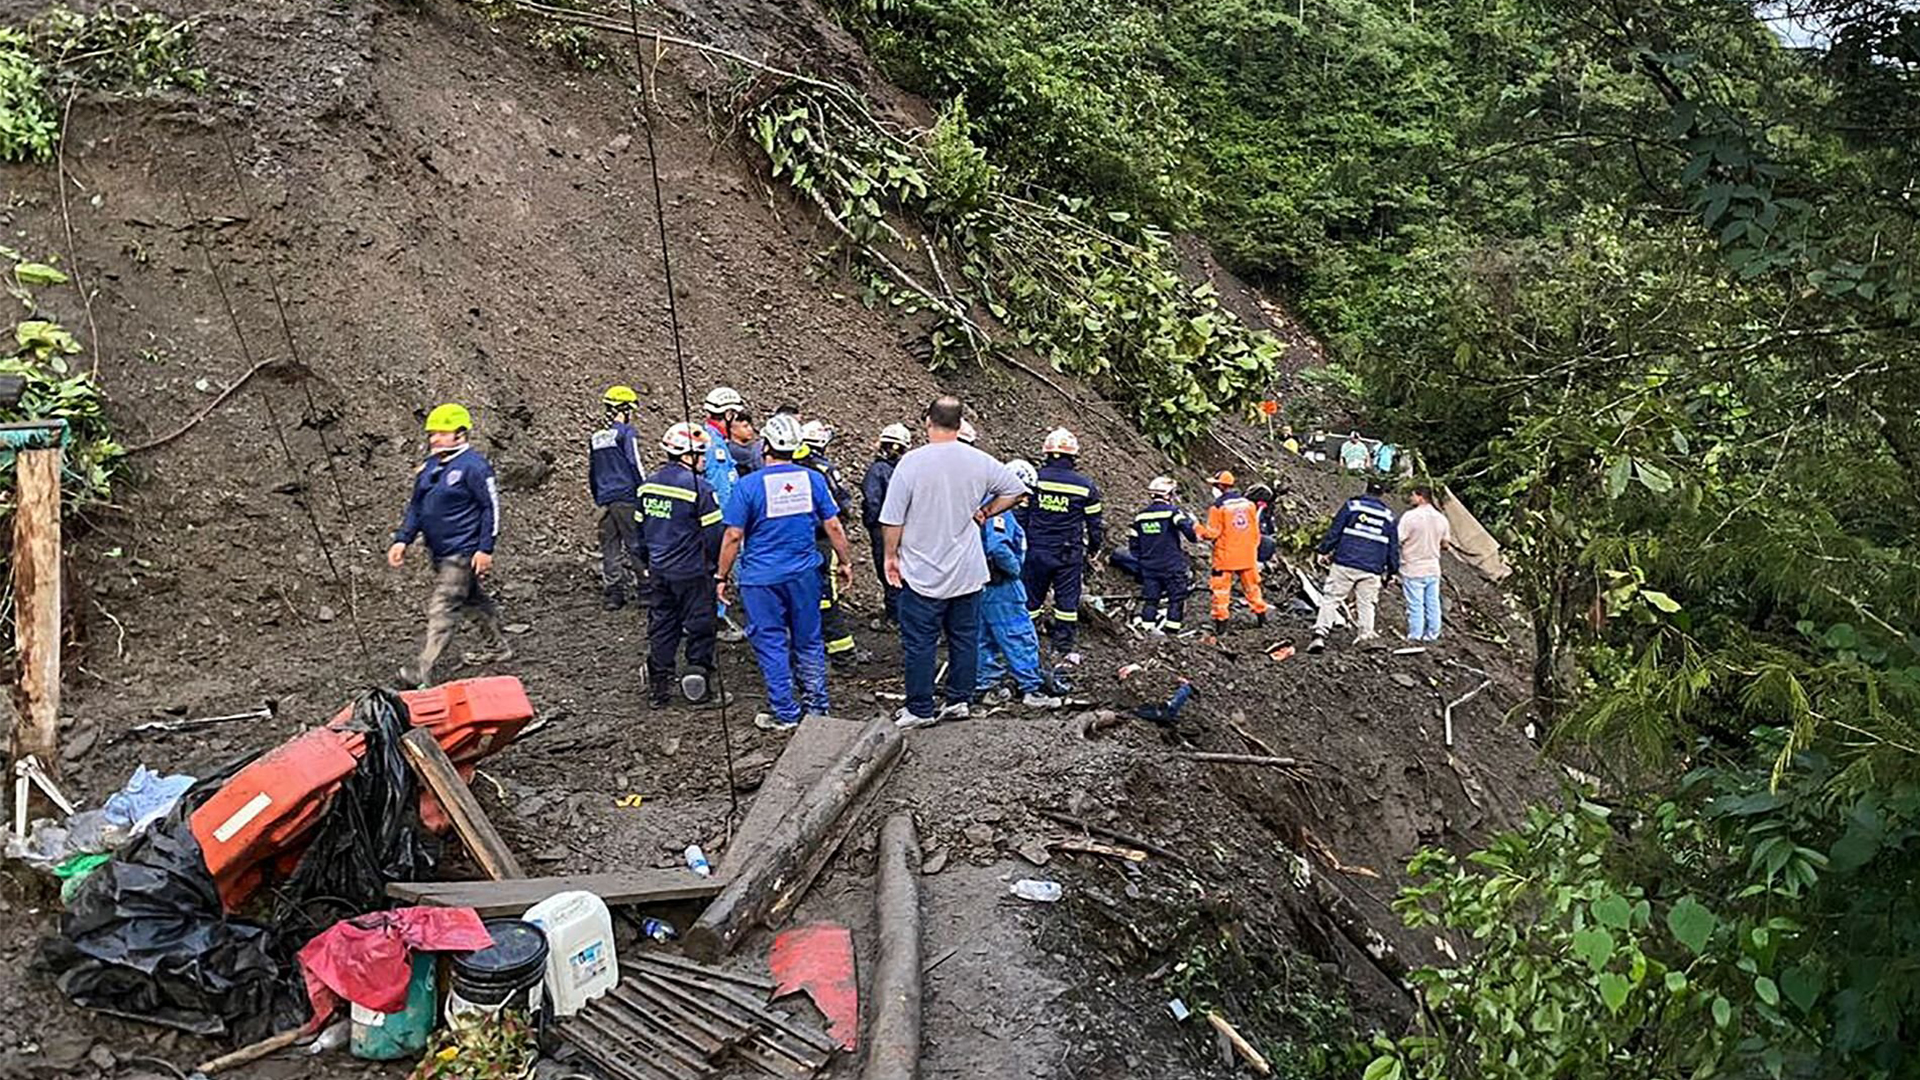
102, 765, 196, 835
638, 917, 677, 943
685, 843, 712, 876
1265, 643, 1296, 662
613, 793, 644, 808
1116, 662, 1146, 680
132, 702, 274, 734
1132, 680, 1194, 726
1168, 997, 1191, 1022
10, 753, 73, 840
524, 891, 618, 1018
297, 906, 491, 1027
53, 852, 111, 903
1011, 879, 1064, 903
1393, 645, 1428, 656
307, 1019, 350, 1055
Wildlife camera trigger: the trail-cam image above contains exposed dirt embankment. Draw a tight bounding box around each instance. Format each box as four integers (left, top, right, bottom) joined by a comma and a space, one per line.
0, 1, 1553, 1076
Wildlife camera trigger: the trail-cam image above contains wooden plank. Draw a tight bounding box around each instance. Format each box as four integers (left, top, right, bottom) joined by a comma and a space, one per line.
386, 871, 719, 915
860, 813, 922, 1080
399, 727, 524, 880
721, 716, 866, 879
11, 448, 60, 770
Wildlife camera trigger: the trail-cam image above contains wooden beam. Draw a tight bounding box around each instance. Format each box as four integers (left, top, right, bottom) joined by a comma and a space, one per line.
386, 872, 721, 916
11, 447, 60, 771
400, 727, 524, 880
685, 716, 904, 961
861, 813, 923, 1080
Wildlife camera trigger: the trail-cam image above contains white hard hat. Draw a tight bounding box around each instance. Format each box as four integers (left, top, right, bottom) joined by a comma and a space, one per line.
1041, 427, 1080, 456
801, 420, 834, 448
957, 420, 978, 444
660, 421, 710, 456
762, 412, 806, 454
1147, 475, 1177, 498
704, 386, 745, 414
878, 423, 911, 448
1006, 458, 1038, 489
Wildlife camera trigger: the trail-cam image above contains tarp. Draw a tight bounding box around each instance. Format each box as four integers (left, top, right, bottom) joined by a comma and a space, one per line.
1441, 485, 1512, 580
299, 907, 492, 1022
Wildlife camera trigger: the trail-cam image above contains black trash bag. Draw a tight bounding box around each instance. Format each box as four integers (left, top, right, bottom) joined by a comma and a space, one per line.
40, 798, 305, 1039
276, 687, 439, 919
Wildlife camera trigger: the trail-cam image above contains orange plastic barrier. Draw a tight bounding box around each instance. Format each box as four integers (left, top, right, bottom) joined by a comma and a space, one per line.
189, 727, 361, 911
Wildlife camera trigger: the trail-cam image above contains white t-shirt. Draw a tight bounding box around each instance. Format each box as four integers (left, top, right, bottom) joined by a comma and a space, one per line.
878, 440, 1027, 599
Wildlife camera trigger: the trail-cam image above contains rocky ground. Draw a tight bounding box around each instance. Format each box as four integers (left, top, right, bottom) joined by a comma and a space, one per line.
0, 0, 1556, 1076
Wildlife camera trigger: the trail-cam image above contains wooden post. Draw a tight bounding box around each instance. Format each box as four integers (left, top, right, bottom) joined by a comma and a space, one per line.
861, 813, 923, 1080
12, 447, 61, 770
400, 728, 525, 880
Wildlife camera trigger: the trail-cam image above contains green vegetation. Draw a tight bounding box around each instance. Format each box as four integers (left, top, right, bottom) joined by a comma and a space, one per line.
0, 3, 205, 161
821, 1, 1920, 1075
2, 250, 122, 513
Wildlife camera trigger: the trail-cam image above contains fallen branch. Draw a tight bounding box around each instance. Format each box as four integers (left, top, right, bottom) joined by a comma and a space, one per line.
1206, 1012, 1272, 1076
1441, 660, 1492, 748
1036, 809, 1184, 864
57, 89, 104, 378
1185, 752, 1301, 768
195, 1028, 304, 1076
125, 356, 281, 453
862, 813, 923, 1080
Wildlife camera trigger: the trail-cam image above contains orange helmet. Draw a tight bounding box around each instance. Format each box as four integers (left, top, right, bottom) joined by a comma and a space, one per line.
1209, 470, 1236, 487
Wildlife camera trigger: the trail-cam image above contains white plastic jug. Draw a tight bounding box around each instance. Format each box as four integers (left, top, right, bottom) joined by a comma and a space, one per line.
522, 890, 617, 1017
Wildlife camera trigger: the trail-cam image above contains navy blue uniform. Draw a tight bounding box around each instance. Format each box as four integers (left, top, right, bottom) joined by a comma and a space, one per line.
861, 455, 900, 625
640, 462, 723, 701
1318, 494, 1400, 576
1022, 457, 1104, 651
589, 420, 647, 595
1128, 499, 1197, 631
802, 451, 857, 663
394, 446, 499, 558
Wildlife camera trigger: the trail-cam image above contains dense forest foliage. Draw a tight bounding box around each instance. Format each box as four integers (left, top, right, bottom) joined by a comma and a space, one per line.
826, 0, 1920, 1075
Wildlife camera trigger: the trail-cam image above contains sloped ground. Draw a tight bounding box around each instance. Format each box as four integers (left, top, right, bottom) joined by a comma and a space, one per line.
0, 0, 1554, 1076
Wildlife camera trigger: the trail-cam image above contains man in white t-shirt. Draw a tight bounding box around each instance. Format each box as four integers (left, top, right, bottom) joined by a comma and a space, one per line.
1396, 485, 1454, 641
879, 396, 1027, 728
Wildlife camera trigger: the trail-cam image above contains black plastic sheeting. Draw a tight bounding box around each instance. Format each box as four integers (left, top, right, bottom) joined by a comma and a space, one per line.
41, 688, 441, 1040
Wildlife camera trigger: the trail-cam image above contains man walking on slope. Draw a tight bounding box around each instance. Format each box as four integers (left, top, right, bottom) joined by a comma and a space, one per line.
1308, 478, 1400, 653
862, 423, 912, 630
640, 422, 726, 708
1129, 475, 1199, 636
1023, 427, 1104, 666
1195, 471, 1269, 633
880, 396, 1028, 729
716, 413, 853, 732
588, 385, 647, 610
1397, 485, 1453, 642
976, 458, 1063, 708
389, 403, 511, 687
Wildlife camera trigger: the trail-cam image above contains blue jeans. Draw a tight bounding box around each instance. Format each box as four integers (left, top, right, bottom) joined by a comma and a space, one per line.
1403, 575, 1442, 640
741, 575, 828, 723
899, 586, 982, 719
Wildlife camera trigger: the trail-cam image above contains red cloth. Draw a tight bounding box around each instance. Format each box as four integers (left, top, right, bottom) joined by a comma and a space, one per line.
298, 906, 492, 1021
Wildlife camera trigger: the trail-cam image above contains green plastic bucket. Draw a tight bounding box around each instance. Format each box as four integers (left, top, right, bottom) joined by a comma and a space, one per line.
350, 952, 437, 1060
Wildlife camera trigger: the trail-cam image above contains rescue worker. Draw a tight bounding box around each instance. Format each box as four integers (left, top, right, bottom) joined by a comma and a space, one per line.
702, 386, 749, 641
1128, 475, 1198, 636
862, 423, 911, 629
1195, 471, 1270, 633
388, 403, 510, 687
1023, 427, 1104, 665
640, 422, 725, 707
716, 413, 854, 732
977, 458, 1063, 708
1308, 478, 1400, 652
588, 385, 646, 610
800, 420, 866, 669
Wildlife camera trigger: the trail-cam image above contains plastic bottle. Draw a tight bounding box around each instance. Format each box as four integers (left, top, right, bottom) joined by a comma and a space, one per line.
1011, 879, 1064, 903
639, 918, 677, 943
685, 844, 712, 877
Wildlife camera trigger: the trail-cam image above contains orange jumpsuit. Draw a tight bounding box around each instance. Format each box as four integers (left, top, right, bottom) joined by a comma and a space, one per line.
1196, 490, 1269, 621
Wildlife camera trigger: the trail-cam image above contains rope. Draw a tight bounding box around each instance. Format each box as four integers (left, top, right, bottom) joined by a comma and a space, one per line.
626, 0, 739, 829
176, 184, 376, 668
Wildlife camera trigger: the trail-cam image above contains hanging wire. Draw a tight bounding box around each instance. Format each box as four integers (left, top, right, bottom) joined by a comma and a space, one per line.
175, 182, 375, 668
626, 0, 740, 828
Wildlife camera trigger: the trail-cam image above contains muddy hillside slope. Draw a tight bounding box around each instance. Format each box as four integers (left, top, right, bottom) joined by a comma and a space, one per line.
0, 0, 1556, 1077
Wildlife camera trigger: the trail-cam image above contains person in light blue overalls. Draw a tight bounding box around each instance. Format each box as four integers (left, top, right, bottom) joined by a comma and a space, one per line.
975, 458, 1063, 709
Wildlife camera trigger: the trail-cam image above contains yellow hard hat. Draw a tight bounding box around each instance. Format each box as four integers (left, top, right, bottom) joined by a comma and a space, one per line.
424, 403, 472, 433
603, 385, 639, 408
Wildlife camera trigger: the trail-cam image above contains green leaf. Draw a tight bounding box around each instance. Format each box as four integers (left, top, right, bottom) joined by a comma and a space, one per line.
1606, 456, 1631, 498
1712, 995, 1732, 1028
1592, 893, 1632, 929
1634, 460, 1675, 493
1597, 972, 1630, 1013
1642, 589, 1682, 613
1780, 964, 1821, 1012
1571, 926, 1614, 972
1667, 897, 1717, 955
1362, 1056, 1402, 1080
1665, 970, 1688, 993
13, 262, 67, 286
1754, 975, 1779, 1006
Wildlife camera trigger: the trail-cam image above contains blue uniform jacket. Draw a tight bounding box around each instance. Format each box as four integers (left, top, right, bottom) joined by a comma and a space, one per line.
1128, 499, 1197, 577
588, 421, 644, 506
981, 511, 1028, 607
640, 462, 723, 580
394, 446, 499, 559
860, 457, 894, 529
1318, 494, 1400, 576
1027, 458, 1105, 562
703, 421, 740, 508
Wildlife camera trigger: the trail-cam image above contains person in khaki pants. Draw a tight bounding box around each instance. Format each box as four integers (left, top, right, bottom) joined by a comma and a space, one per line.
1308, 478, 1399, 652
